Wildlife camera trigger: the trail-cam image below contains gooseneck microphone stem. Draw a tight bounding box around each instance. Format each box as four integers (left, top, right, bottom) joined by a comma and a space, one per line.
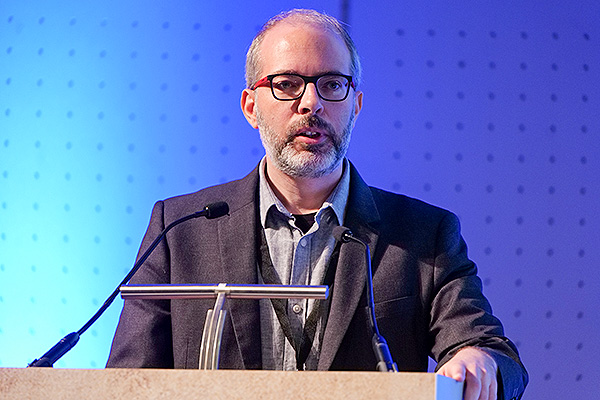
333, 226, 398, 372
362, 242, 378, 337
28, 201, 229, 367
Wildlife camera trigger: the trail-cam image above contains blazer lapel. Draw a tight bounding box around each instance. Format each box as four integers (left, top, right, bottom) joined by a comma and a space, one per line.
216, 167, 263, 369
318, 163, 381, 370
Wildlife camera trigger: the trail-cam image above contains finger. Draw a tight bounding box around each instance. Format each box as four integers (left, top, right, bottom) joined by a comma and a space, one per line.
488, 373, 498, 400
438, 363, 466, 382
463, 368, 483, 400
477, 367, 492, 400
477, 360, 496, 400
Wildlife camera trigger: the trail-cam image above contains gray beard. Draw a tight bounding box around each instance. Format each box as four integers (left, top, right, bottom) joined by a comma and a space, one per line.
256, 111, 353, 179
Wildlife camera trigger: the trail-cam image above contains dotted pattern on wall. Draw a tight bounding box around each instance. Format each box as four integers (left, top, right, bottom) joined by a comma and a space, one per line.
350, 1, 599, 399
0, 1, 598, 399
0, 0, 343, 368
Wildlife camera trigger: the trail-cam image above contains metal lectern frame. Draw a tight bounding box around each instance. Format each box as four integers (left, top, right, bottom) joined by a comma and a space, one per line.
120, 283, 329, 370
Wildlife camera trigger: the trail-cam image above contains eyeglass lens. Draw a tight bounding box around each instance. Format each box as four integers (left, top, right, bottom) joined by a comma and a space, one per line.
271, 74, 350, 101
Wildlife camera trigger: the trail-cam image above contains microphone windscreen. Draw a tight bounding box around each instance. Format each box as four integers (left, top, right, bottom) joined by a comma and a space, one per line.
204, 201, 229, 219
333, 225, 352, 243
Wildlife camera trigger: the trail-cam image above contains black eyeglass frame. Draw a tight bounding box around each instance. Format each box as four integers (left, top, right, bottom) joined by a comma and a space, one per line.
251, 73, 356, 102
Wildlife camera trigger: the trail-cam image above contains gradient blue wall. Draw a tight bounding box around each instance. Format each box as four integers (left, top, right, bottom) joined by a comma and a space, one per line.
1, 1, 598, 398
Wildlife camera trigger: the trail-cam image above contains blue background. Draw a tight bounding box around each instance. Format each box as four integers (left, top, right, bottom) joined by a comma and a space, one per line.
1, 1, 598, 398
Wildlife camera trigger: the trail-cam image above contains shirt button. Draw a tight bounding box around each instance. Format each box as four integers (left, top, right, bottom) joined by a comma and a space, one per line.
292, 304, 302, 314
299, 238, 307, 247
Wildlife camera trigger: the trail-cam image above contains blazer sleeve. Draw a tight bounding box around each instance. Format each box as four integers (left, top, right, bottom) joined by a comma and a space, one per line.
429, 212, 528, 400
106, 201, 174, 368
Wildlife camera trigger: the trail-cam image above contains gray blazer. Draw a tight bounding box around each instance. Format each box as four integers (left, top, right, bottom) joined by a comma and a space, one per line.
107, 162, 527, 400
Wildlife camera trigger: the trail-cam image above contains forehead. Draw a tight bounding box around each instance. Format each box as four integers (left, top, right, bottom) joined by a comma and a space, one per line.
258, 21, 352, 76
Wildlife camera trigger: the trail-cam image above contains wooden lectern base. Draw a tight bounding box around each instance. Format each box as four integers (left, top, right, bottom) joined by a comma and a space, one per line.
0, 368, 463, 399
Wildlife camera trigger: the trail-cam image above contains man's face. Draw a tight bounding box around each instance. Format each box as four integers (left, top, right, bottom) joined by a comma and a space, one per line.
242, 21, 363, 178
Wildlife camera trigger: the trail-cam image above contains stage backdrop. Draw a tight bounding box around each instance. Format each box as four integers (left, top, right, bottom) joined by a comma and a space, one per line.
0, 1, 598, 399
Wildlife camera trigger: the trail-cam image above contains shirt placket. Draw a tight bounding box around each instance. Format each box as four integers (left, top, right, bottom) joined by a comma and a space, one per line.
289, 231, 311, 338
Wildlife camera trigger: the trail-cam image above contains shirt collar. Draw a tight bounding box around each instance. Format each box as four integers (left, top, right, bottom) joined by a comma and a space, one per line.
258, 157, 350, 228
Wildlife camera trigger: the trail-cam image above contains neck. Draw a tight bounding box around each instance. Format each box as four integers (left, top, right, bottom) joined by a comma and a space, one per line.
264, 158, 343, 215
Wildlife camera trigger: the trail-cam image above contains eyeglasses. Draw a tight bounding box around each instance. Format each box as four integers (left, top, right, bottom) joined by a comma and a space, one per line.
251, 73, 356, 102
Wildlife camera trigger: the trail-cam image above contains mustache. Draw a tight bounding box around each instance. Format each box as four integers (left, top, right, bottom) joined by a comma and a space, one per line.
290, 115, 333, 135
287, 115, 335, 140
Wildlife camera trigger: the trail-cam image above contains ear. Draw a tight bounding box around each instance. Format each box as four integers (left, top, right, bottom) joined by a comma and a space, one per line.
241, 88, 259, 129
348, 90, 363, 130
353, 90, 363, 119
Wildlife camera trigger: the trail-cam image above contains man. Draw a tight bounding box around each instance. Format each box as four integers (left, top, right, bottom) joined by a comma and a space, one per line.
107, 9, 527, 400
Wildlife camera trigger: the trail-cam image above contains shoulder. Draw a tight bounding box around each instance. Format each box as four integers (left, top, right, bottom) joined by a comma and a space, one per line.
367, 186, 462, 247
347, 161, 455, 227
370, 186, 456, 224
158, 166, 259, 221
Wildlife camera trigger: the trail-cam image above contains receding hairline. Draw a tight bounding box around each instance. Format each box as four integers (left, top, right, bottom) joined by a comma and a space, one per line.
245, 9, 362, 89
260, 19, 352, 65
267, 13, 342, 33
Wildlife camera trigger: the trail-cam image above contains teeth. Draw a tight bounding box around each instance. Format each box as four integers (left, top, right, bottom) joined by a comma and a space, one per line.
304, 131, 319, 137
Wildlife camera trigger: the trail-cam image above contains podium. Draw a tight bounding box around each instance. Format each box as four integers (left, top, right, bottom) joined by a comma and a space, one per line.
0, 368, 463, 399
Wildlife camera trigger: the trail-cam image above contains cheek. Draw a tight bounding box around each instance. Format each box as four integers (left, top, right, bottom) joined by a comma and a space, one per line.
328, 104, 355, 126
257, 99, 293, 125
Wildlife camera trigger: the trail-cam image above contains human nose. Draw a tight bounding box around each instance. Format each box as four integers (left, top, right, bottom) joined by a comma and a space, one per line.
297, 82, 324, 114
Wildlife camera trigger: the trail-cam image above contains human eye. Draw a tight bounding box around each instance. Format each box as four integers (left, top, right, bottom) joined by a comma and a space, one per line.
272, 75, 302, 92
319, 75, 346, 92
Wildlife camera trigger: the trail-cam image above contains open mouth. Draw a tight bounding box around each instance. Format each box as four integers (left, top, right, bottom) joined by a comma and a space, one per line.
290, 116, 332, 144
298, 131, 322, 138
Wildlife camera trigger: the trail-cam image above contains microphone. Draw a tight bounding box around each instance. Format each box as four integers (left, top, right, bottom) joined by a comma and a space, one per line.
199, 201, 229, 220
332, 226, 398, 372
28, 201, 229, 367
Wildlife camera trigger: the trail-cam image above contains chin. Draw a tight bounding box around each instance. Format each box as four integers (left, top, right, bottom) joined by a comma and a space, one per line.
278, 151, 343, 179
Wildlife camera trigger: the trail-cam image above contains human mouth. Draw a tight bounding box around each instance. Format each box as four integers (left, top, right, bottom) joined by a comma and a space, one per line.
296, 130, 323, 139
287, 116, 334, 145
292, 129, 328, 147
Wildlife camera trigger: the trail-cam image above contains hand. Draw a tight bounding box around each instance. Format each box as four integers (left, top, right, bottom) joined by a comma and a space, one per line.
437, 346, 498, 400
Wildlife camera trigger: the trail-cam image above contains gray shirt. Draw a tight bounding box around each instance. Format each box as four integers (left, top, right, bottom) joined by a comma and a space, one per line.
258, 157, 350, 370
